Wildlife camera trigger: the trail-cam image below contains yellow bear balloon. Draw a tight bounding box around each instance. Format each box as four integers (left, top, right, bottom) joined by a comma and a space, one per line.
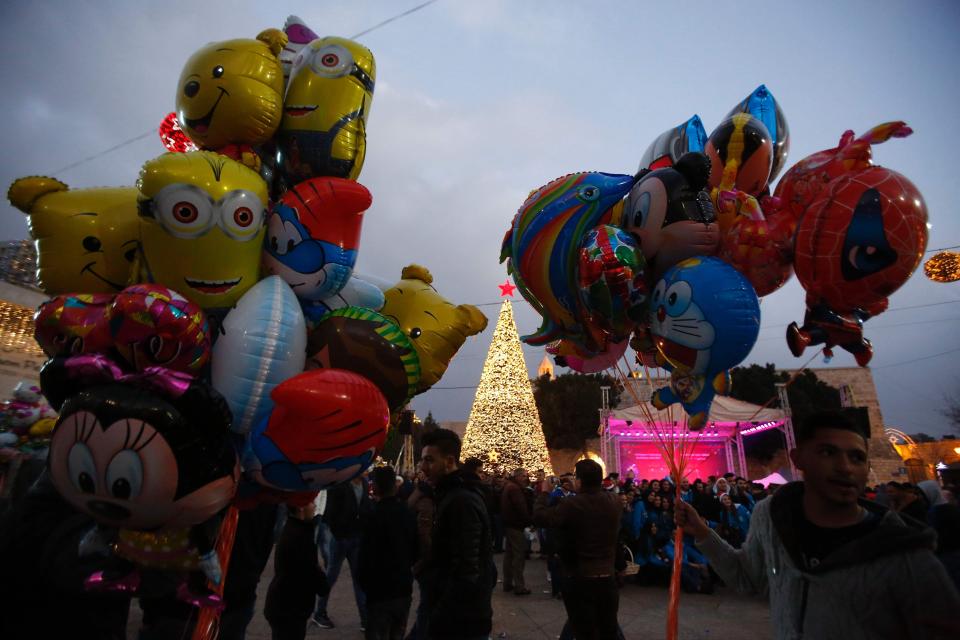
380, 265, 487, 392
175, 29, 287, 169
7, 177, 138, 294
136, 151, 268, 311
277, 36, 376, 186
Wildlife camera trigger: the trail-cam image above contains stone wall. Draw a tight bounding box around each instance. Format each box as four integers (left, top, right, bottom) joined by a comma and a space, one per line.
786, 367, 905, 483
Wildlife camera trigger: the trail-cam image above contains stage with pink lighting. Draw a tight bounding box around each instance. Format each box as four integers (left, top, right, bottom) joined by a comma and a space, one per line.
603, 395, 793, 481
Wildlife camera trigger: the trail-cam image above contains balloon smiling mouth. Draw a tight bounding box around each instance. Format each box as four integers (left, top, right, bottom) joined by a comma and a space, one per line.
81, 262, 125, 291
184, 87, 229, 135
655, 336, 699, 370
184, 276, 241, 295
284, 105, 318, 117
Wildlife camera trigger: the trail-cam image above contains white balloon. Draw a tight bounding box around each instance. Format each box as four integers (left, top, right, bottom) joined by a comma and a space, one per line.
212, 276, 307, 434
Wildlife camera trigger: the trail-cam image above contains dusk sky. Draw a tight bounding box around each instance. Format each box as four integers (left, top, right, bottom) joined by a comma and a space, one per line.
1, 1, 958, 437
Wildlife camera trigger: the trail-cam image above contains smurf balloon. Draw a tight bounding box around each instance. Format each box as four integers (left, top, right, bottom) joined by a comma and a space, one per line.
262, 177, 373, 326
648, 257, 760, 429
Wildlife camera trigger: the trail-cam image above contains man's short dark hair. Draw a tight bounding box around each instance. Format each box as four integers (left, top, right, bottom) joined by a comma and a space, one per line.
796, 409, 871, 444
421, 428, 462, 460
462, 457, 483, 474
575, 459, 603, 488
372, 465, 397, 496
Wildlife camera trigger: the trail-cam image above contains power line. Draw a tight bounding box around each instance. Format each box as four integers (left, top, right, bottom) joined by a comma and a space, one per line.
871, 346, 960, 369
350, 0, 440, 38
47, 1, 443, 176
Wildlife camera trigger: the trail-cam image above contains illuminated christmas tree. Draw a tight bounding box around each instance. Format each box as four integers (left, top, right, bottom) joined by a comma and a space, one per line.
461, 284, 553, 475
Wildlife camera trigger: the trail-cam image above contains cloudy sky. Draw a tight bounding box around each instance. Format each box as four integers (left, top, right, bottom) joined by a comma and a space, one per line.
1, 1, 958, 437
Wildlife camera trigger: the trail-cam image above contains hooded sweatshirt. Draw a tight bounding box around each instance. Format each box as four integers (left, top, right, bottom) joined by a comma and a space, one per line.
695, 482, 960, 640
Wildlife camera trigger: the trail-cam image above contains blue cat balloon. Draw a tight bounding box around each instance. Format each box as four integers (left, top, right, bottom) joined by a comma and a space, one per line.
648, 256, 760, 429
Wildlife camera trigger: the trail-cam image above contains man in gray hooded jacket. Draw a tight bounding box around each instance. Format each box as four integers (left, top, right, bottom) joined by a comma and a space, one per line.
676, 410, 960, 639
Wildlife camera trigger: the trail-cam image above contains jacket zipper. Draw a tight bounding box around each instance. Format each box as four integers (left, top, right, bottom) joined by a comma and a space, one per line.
798, 576, 810, 634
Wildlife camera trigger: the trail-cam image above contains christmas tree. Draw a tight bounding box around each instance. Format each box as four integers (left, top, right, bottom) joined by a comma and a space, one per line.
461, 289, 553, 475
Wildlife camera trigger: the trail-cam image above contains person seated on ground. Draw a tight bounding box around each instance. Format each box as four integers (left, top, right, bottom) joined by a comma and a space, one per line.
630, 490, 648, 541
665, 533, 714, 595
659, 495, 676, 536
265, 503, 330, 640
634, 521, 671, 586
716, 494, 751, 549
692, 478, 720, 523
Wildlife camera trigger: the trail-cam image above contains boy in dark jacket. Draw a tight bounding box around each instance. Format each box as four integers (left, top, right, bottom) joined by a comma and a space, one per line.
358, 466, 418, 640
264, 503, 329, 640
418, 429, 497, 640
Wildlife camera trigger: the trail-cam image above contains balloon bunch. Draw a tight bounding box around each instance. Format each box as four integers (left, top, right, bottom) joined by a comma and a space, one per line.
9, 14, 487, 610
504, 85, 928, 427
0, 381, 57, 452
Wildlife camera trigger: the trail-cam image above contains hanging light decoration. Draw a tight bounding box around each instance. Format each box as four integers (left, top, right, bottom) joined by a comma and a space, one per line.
924, 251, 960, 283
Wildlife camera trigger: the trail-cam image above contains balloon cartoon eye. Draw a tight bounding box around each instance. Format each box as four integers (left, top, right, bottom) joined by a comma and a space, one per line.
267, 216, 303, 256
630, 191, 652, 229
82, 236, 102, 253
212, 65, 224, 79
663, 282, 692, 316
577, 185, 600, 202
105, 450, 143, 500
410, 327, 422, 339
147, 334, 182, 365
219, 190, 265, 241
310, 44, 354, 77
651, 280, 666, 307
152, 184, 214, 239
67, 442, 98, 495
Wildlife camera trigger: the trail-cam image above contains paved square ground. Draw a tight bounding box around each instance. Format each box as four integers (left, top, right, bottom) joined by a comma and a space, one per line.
128, 552, 771, 639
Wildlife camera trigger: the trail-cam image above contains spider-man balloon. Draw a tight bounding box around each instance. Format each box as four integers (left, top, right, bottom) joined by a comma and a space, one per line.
787, 166, 928, 365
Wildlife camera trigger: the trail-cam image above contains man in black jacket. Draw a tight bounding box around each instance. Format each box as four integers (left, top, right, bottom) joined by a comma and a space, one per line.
358, 465, 418, 640
418, 429, 496, 640
312, 473, 372, 630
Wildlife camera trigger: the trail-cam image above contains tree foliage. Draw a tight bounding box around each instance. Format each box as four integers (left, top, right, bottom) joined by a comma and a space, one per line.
729, 363, 842, 461
533, 373, 622, 451
941, 391, 960, 434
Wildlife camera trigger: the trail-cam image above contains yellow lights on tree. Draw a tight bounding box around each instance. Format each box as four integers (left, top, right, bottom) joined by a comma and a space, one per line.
461, 299, 553, 475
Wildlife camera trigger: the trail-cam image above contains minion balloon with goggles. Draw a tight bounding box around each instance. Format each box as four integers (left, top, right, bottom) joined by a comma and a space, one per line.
136, 151, 268, 312
276, 36, 376, 187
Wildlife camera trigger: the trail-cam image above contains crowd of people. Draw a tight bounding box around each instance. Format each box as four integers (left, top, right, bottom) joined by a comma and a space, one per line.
3, 415, 960, 639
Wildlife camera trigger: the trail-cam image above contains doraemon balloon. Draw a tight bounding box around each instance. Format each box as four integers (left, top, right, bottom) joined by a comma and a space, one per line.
648, 257, 760, 429
262, 176, 373, 327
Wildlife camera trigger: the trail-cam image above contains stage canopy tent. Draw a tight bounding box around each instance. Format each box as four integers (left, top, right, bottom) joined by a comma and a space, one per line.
610, 395, 785, 432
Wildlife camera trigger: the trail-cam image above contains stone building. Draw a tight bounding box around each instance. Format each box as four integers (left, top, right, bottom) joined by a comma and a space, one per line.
789, 367, 905, 484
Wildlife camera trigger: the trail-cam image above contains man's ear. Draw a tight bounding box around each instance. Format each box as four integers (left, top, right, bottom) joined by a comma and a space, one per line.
788, 447, 803, 473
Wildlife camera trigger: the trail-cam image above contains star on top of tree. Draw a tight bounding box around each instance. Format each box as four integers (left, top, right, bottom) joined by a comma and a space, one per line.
498, 279, 517, 297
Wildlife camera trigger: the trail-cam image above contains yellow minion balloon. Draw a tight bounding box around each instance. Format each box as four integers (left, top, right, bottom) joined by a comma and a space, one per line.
277, 36, 376, 186
175, 29, 287, 168
136, 151, 268, 310
8, 177, 138, 294
380, 265, 487, 392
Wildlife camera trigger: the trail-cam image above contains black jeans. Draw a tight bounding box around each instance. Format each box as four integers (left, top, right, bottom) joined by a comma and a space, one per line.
365, 595, 412, 640
561, 576, 619, 640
